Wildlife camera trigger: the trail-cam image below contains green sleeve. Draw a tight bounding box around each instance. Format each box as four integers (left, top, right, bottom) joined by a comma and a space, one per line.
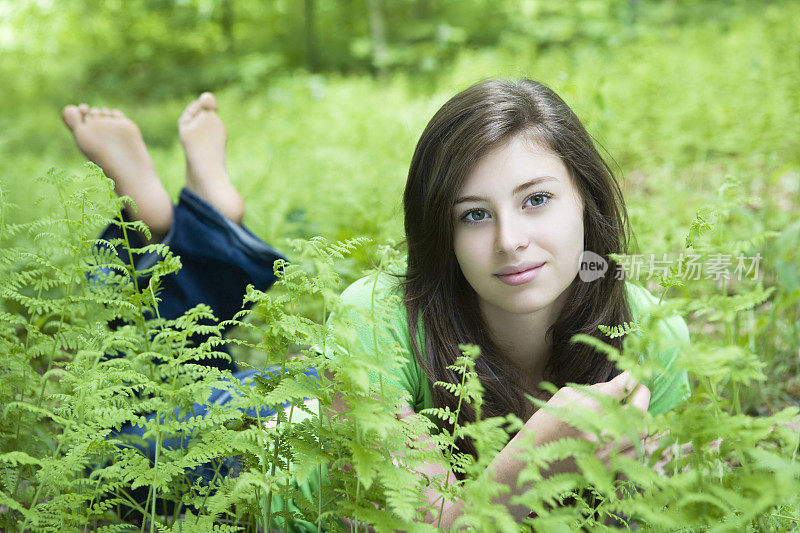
336, 272, 434, 413
626, 283, 692, 415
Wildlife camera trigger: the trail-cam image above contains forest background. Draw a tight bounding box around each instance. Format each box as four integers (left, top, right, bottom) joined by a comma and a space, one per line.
1, 0, 799, 531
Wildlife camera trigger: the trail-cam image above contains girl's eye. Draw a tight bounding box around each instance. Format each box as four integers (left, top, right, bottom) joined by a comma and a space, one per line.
525, 193, 551, 208
462, 209, 489, 223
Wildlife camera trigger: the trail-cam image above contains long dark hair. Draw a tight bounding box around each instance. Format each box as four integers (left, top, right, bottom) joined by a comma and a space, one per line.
402, 79, 633, 460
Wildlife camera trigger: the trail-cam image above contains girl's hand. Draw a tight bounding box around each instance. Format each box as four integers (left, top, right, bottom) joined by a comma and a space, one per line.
390, 372, 650, 526
545, 369, 650, 419
530, 370, 651, 464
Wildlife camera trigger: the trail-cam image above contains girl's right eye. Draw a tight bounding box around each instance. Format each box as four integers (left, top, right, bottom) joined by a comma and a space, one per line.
462, 209, 489, 223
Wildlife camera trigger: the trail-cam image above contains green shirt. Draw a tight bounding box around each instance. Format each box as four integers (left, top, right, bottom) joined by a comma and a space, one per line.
270, 273, 691, 530
337, 272, 691, 416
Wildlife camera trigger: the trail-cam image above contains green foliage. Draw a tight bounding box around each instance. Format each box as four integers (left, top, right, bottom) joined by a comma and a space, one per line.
1, 1, 798, 530
0, 0, 687, 100
598, 321, 640, 339
5, 167, 798, 531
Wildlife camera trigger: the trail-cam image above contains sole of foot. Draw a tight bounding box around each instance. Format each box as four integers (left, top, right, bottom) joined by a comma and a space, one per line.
62, 104, 173, 241
178, 92, 244, 225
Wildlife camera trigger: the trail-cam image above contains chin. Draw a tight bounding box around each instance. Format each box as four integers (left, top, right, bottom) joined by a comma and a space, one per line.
490, 292, 559, 316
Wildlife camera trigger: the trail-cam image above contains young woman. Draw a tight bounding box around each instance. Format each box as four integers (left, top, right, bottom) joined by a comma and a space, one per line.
64, 79, 689, 528
334, 78, 690, 526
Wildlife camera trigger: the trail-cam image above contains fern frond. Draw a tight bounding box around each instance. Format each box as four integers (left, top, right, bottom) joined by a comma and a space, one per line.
598, 320, 640, 339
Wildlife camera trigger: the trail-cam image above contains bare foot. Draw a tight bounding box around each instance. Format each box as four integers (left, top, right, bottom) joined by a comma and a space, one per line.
178, 92, 244, 225
62, 104, 172, 241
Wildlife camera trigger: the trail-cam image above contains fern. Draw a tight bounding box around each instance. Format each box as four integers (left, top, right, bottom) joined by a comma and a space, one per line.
2, 167, 799, 531
598, 320, 640, 339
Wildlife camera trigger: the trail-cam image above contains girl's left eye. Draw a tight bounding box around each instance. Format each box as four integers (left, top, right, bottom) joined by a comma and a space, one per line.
524, 193, 552, 208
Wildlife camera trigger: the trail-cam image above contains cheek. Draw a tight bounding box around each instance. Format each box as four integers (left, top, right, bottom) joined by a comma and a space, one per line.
543, 206, 584, 261
452, 231, 469, 273
453, 228, 489, 276
561, 217, 584, 259
570, 219, 585, 253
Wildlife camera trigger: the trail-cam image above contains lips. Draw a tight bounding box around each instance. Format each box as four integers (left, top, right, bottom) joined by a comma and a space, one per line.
494, 261, 545, 286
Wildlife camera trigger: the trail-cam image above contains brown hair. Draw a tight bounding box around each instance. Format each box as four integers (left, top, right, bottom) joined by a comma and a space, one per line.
402, 78, 633, 459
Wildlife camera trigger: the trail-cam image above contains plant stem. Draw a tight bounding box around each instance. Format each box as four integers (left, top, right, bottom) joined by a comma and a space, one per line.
142, 419, 163, 533
437, 359, 468, 529
318, 281, 330, 532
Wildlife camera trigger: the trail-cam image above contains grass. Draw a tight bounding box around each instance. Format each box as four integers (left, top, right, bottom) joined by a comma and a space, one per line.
2, 2, 797, 411
0, 2, 798, 529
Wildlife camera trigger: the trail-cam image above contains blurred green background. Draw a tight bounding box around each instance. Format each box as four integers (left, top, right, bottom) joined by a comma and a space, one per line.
1, 0, 798, 412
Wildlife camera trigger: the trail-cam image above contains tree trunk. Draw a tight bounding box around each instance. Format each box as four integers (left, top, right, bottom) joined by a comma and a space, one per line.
221, 0, 235, 52
367, 0, 388, 80
305, 0, 319, 71
629, 0, 639, 25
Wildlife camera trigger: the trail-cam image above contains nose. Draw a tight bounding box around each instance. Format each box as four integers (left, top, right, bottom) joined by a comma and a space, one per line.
494, 213, 529, 254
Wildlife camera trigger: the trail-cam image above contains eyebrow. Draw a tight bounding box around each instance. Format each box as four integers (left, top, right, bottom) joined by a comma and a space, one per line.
454, 176, 560, 205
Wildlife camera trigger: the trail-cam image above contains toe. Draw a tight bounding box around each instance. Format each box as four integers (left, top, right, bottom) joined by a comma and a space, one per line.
78, 103, 90, 115
62, 105, 83, 129
199, 92, 217, 111
89, 106, 101, 117
179, 99, 201, 126
111, 109, 123, 118
187, 99, 201, 117
101, 107, 111, 116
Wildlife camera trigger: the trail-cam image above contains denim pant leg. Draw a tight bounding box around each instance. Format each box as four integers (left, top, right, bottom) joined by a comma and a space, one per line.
96, 188, 286, 371
113, 367, 319, 510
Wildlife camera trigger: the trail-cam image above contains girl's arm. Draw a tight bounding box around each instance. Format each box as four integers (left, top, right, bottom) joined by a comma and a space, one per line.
399, 370, 650, 529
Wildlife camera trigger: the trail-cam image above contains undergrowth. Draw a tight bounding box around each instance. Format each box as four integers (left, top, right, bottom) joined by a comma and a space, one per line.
1, 168, 798, 531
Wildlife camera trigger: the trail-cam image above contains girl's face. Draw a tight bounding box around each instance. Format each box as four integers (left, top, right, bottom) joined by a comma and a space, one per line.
452, 135, 585, 321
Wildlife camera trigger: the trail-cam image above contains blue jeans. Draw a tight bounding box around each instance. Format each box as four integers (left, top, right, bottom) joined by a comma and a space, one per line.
99, 187, 286, 371
100, 188, 314, 509
115, 366, 319, 513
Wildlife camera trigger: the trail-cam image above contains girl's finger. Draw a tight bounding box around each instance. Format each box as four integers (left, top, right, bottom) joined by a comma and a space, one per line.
619, 442, 638, 461
628, 383, 651, 413
622, 372, 641, 396
396, 402, 415, 420
601, 370, 639, 398
597, 436, 640, 463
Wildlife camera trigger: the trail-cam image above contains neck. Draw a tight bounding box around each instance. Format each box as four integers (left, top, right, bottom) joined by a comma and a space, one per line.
480, 292, 567, 393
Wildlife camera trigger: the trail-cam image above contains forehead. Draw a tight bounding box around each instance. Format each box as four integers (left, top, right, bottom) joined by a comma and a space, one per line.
459, 136, 572, 196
